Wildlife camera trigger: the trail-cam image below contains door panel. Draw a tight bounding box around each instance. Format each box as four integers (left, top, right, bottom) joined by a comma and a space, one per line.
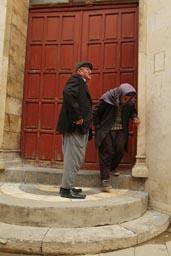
22, 11, 81, 164
80, 7, 137, 169
21, 5, 138, 170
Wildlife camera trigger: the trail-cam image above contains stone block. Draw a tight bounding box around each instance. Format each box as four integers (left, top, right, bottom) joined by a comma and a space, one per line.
4, 114, 21, 133
135, 244, 168, 256
121, 210, 169, 244
42, 225, 136, 255
3, 131, 20, 150
0, 222, 47, 254
7, 76, 23, 99
166, 241, 171, 256
6, 96, 22, 116
100, 248, 134, 256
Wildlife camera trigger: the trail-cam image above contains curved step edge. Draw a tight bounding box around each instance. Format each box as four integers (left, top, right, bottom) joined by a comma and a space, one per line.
0, 188, 148, 228
0, 210, 169, 255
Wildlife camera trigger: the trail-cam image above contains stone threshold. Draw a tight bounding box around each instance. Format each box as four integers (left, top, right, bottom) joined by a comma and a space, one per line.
0, 166, 146, 190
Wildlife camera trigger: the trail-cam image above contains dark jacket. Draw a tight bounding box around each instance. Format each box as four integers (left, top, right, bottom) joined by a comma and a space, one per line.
57, 74, 92, 135
93, 100, 138, 150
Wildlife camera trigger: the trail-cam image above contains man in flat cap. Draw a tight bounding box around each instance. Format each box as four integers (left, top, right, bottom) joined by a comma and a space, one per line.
57, 61, 93, 199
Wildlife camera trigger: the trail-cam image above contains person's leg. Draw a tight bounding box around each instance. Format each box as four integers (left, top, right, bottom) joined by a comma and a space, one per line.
99, 132, 114, 181
110, 130, 126, 173
61, 132, 88, 189
99, 131, 116, 191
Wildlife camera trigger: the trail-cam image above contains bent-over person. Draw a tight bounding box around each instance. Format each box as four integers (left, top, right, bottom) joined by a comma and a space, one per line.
93, 83, 140, 192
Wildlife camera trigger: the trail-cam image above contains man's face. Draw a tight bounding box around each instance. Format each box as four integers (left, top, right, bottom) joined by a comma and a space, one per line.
77, 66, 92, 81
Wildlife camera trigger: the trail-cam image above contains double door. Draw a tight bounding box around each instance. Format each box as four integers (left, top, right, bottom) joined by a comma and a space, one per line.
21, 5, 138, 169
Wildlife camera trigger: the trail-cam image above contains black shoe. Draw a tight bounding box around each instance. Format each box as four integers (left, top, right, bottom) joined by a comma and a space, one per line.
59, 187, 82, 194
72, 187, 83, 193
60, 188, 86, 199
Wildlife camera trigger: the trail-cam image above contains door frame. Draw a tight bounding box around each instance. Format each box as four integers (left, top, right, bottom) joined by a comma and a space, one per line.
29, 0, 139, 10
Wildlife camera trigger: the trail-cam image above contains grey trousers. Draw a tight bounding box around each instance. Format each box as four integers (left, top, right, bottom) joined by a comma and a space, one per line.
61, 132, 88, 189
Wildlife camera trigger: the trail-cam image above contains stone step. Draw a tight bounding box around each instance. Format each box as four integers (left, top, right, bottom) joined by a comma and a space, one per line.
0, 183, 148, 228
1, 166, 145, 190
0, 210, 169, 255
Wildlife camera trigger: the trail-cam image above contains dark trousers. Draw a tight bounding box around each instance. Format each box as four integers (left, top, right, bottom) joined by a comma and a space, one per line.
99, 130, 126, 181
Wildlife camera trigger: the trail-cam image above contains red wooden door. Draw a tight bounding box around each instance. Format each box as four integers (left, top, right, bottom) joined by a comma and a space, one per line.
82, 7, 138, 169
21, 5, 138, 170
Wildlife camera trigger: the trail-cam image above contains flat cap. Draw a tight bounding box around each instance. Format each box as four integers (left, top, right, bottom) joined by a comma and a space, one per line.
75, 61, 93, 71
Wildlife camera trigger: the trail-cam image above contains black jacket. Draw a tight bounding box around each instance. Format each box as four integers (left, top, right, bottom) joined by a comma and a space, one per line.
93, 100, 138, 149
57, 74, 92, 135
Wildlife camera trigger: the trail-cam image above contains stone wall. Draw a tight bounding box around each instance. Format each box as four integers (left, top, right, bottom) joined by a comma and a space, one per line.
138, 0, 171, 215
0, 0, 29, 167
0, 0, 7, 154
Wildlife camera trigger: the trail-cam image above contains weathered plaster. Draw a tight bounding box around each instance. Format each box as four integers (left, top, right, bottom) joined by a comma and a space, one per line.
143, 0, 171, 215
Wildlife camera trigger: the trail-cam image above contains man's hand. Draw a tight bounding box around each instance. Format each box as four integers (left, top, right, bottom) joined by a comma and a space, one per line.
73, 118, 84, 125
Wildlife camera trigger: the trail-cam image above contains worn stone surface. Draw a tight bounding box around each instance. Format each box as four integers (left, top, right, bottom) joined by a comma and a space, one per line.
121, 210, 170, 244
1, 167, 146, 191
135, 244, 169, 256
0, 222, 48, 254
0, 179, 169, 255
166, 241, 171, 256
100, 248, 134, 256
42, 225, 136, 255
0, 183, 148, 227
0, 210, 169, 255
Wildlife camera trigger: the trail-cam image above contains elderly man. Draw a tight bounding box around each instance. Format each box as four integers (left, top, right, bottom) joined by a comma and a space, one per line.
57, 61, 93, 199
